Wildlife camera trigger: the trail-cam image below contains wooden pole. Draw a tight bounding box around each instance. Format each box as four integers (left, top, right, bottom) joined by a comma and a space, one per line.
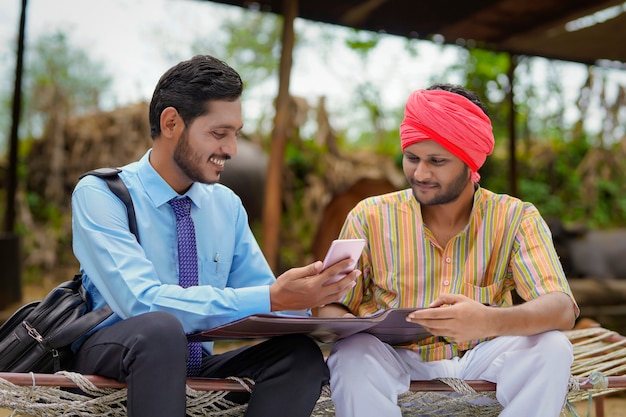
0, 0, 27, 309
4, 0, 27, 233
4, 372, 626, 392
261, 0, 297, 271
507, 54, 518, 197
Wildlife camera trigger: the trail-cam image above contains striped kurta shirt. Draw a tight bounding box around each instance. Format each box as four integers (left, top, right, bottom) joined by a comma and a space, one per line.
338, 187, 579, 362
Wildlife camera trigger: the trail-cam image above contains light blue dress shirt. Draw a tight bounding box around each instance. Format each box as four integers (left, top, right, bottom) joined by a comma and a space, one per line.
72, 150, 275, 353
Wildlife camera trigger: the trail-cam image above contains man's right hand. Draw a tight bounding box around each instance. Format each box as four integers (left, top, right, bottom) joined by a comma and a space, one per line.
269, 260, 359, 312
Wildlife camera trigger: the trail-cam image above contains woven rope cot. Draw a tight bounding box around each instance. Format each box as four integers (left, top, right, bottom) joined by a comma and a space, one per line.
2, 326, 626, 417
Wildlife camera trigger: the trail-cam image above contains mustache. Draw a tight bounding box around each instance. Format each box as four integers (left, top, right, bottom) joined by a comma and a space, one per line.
409, 179, 439, 187
210, 154, 231, 161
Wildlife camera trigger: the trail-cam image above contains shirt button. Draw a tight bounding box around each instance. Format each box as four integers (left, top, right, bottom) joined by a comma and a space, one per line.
443, 280, 450, 286
445, 257, 452, 263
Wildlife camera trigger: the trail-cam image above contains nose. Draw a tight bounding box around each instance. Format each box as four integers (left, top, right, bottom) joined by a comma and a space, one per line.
221, 134, 238, 157
412, 161, 431, 181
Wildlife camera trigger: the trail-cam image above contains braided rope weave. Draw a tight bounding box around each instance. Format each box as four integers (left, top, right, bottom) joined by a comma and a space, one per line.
0, 375, 503, 417
1, 327, 626, 417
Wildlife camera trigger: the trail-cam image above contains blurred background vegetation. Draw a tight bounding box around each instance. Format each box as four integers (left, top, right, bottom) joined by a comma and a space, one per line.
1, 4, 625, 287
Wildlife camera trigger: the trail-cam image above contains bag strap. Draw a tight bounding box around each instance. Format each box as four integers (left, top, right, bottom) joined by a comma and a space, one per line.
80, 167, 139, 243
45, 168, 140, 349
45, 294, 115, 349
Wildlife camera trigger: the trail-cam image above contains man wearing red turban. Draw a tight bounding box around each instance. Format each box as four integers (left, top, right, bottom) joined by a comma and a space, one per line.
320, 84, 579, 417
400, 86, 494, 183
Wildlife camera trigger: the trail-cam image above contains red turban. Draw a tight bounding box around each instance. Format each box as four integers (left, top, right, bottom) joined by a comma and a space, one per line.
399, 89, 494, 182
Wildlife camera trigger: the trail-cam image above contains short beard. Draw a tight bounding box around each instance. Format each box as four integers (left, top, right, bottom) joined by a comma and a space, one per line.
411, 165, 470, 206
173, 128, 218, 185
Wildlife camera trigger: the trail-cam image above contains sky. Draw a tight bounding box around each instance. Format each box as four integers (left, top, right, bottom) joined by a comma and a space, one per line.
1, 0, 250, 106
1, 0, 625, 142
0, 0, 461, 122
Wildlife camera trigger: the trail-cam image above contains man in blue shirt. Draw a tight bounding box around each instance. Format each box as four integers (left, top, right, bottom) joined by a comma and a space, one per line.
71, 55, 359, 417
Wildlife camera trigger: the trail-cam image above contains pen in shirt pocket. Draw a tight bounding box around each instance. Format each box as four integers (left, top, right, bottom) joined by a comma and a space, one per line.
214, 252, 220, 273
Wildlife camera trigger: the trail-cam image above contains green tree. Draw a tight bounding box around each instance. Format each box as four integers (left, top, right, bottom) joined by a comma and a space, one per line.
21, 31, 111, 202
2, 30, 113, 284
22, 31, 112, 140
188, 8, 285, 140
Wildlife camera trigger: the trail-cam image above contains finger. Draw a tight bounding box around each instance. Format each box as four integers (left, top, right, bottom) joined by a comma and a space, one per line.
305, 260, 323, 275
317, 259, 359, 286
325, 269, 360, 292
428, 299, 448, 308
322, 258, 357, 276
277, 261, 323, 285
319, 282, 356, 305
318, 274, 359, 305
428, 293, 464, 307
408, 307, 454, 321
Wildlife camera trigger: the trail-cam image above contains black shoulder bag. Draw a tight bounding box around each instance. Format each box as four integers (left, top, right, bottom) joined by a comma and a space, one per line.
0, 168, 138, 373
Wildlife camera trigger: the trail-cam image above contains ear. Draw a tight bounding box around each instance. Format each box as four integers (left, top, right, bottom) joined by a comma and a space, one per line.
160, 107, 181, 139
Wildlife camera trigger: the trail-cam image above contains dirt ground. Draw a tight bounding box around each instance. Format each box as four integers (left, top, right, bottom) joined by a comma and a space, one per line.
570, 396, 626, 417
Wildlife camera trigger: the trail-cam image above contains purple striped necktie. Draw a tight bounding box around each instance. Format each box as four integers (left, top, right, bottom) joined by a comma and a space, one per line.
169, 196, 202, 377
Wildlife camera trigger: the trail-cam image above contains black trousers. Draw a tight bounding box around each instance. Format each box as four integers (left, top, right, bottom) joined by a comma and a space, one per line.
73, 311, 329, 417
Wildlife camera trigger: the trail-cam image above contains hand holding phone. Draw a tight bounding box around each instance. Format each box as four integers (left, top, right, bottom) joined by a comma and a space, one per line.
321, 239, 366, 284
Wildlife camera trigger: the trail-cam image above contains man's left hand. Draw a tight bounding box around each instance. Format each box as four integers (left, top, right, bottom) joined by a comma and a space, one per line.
406, 293, 495, 343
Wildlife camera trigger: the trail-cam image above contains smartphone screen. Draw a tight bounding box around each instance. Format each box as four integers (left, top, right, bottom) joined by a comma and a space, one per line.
322, 238, 366, 284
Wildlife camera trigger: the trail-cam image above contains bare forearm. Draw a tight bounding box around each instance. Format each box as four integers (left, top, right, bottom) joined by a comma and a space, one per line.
317, 303, 353, 318
407, 291, 577, 343
491, 292, 576, 336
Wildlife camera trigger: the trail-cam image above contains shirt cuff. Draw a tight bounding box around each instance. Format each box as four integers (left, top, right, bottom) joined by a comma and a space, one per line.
236, 285, 271, 316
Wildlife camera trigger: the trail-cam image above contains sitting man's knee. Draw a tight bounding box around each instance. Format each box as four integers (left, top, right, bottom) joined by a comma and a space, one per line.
539, 331, 573, 354
533, 330, 574, 370
133, 311, 187, 353
280, 334, 326, 366
329, 333, 384, 370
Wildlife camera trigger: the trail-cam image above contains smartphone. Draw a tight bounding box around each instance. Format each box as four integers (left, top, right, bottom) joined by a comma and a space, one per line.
321, 238, 366, 284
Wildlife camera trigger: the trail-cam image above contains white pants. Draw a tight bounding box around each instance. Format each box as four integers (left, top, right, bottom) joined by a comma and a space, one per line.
327, 331, 573, 417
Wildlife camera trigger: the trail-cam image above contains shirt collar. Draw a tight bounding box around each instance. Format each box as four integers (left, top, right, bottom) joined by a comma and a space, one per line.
137, 149, 207, 209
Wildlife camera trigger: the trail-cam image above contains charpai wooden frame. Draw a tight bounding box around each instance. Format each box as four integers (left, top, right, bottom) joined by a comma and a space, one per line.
1, 371, 626, 417
2, 326, 626, 416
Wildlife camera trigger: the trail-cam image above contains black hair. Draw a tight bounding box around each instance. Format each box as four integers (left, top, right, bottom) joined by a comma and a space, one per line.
148, 55, 243, 138
427, 83, 489, 116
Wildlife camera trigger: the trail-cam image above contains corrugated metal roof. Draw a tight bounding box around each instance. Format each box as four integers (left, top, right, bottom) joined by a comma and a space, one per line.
208, 0, 626, 66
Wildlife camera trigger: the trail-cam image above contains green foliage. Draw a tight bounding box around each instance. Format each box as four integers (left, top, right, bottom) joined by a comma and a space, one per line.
278, 140, 320, 269
189, 8, 288, 147
0, 30, 114, 283
22, 31, 112, 138
191, 9, 283, 91
345, 29, 380, 59
3, 10, 626, 280
460, 49, 512, 141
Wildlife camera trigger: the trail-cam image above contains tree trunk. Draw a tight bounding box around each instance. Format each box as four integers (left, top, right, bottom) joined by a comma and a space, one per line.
262, 0, 297, 272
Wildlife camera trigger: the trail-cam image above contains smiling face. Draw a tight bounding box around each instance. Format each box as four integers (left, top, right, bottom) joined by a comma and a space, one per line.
173, 99, 243, 185
402, 140, 472, 206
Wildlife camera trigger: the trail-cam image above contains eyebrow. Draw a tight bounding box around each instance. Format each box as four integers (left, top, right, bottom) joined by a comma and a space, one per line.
212, 124, 244, 131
